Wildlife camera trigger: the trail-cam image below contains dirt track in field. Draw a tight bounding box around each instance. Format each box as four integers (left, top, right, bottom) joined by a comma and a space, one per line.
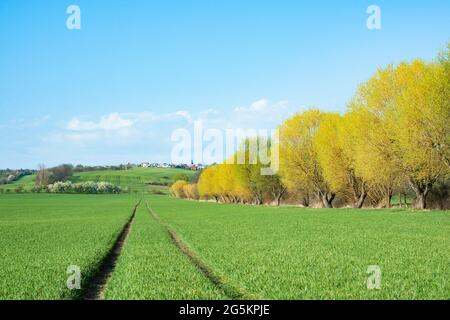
145, 201, 260, 300
82, 200, 141, 300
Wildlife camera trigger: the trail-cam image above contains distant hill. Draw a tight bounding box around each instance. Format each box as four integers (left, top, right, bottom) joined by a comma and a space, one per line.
0, 167, 197, 193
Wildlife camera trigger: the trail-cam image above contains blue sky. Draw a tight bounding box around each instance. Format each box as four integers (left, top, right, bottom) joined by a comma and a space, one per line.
0, 0, 449, 168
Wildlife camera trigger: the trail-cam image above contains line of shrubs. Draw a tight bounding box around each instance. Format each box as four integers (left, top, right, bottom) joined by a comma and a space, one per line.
170, 180, 199, 200
0, 170, 34, 185
35, 181, 122, 194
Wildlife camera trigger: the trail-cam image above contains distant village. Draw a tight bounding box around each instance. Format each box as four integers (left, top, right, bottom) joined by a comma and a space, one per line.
0, 162, 209, 179
138, 162, 207, 171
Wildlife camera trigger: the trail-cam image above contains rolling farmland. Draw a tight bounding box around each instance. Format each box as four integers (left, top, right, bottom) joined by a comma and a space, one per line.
0, 167, 195, 193
0, 192, 449, 300
105, 204, 225, 300
147, 196, 450, 300
70, 167, 196, 186
0, 194, 137, 299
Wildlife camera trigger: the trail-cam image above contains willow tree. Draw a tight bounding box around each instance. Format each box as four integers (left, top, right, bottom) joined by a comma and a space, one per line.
437, 43, 450, 169
348, 66, 403, 208
198, 165, 220, 201
279, 110, 335, 208
392, 60, 449, 209
233, 137, 274, 205
215, 163, 252, 203
315, 113, 367, 208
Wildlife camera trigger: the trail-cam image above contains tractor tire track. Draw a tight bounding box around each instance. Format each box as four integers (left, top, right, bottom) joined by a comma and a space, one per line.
145, 201, 261, 300
82, 200, 141, 300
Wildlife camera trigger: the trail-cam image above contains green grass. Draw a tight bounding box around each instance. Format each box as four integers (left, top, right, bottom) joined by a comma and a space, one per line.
0, 193, 136, 299
71, 167, 195, 185
70, 167, 196, 194
104, 203, 225, 300
0, 167, 195, 193
1, 192, 448, 300
0, 174, 36, 192
148, 196, 450, 299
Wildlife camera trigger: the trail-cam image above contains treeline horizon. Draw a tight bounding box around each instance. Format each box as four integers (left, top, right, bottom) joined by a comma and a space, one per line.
172, 44, 450, 210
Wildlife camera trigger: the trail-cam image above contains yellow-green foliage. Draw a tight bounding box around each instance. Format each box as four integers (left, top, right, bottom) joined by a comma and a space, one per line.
393, 60, 449, 180
170, 180, 188, 198
183, 183, 199, 200
195, 44, 450, 210
279, 110, 336, 207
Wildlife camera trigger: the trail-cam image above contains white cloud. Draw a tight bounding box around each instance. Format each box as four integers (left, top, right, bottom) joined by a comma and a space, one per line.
57, 110, 193, 145
67, 111, 193, 132
66, 118, 97, 131
67, 113, 133, 131
234, 99, 269, 112
224, 98, 296, 130
99, 113, 133, 130
54, 99, 298, 148
233, 99, 290, 113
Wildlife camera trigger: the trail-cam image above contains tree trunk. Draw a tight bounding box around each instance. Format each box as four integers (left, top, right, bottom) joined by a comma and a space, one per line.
276, 195, 282, 206
415, 192, 426, 209
256, 192, 264, 205
273, 187, 286, 207
355, 191, 367, 208
321, 192, 335, 208
302, 193, 310, 207
348, 173, 366, 209
354, 182, 367, 208
410, 179, 432, 210
414, 189, 430, 210
380, 194, 392, 208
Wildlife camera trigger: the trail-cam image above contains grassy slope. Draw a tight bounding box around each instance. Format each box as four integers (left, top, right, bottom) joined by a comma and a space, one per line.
0, 167, 195, 193
105, 203, 225, 300
0, 174, 36, 191
148, 196, 450, 299
0, 193, 137, 299
71, 167, 196, 184
2, 191, 447, 300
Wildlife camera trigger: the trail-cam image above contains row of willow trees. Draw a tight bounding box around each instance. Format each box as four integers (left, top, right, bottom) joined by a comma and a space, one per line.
172, 45, 450, 210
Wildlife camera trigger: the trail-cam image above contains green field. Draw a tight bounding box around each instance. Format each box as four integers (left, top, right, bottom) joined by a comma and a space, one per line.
0, 193, 137, 299
0, 174, 36, 192
70, 167, 196, 185
0, 192, 449, 300
147, 196, 450, 299
105, 204, 225, 300
0, 167, 195, 193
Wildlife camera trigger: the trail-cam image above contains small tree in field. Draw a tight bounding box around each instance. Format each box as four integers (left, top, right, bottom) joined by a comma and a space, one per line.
36, 164, 50, 188
170, 180, 188, 198
183, 183, 199, 200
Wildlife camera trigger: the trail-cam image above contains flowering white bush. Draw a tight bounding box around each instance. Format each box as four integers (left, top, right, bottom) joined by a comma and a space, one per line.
47, 181, 121, 194
48, 181, 73, 193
